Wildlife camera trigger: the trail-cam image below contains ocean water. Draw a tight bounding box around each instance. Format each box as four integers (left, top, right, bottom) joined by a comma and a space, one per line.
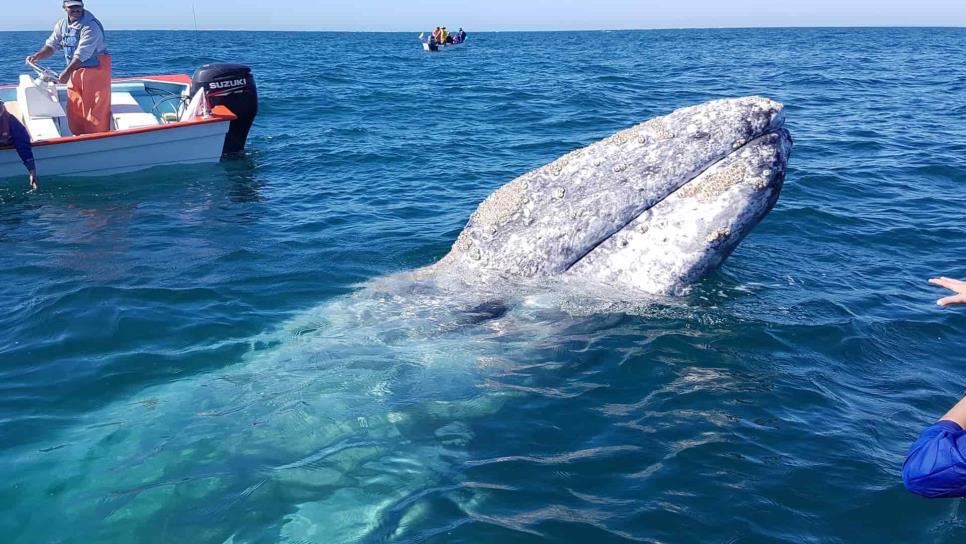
0, 27, 965, 543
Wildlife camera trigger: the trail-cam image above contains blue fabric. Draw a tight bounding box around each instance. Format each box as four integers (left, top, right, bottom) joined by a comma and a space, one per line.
61, 14, 107, 68
903, 420, 966, 498
4, 116, 35, 172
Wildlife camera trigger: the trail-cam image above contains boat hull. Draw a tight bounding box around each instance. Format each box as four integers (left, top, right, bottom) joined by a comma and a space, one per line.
422, 42, 466, 53
0, 115, 232, 180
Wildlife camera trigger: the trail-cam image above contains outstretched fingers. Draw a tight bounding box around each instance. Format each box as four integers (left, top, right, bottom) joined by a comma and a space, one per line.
930, 277, 966, 293
938, 293, 966, 307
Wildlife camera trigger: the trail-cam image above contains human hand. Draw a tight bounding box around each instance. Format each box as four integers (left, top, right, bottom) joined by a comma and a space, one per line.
58, 71, 70, 84
929, 277, 966, 307
26, 55, 36, 65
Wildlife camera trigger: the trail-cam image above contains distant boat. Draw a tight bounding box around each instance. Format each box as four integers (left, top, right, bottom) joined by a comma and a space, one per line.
0, 62, 258, 179
418, 32, 467, 53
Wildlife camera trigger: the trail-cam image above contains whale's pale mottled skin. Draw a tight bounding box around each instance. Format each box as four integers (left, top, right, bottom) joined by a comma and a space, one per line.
423, 96, 792, 296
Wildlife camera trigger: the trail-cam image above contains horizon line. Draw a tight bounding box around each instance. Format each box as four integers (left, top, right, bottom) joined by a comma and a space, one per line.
1, 24, 964, 33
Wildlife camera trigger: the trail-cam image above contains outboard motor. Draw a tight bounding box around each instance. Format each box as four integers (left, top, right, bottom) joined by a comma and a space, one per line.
190, 64, 258, 156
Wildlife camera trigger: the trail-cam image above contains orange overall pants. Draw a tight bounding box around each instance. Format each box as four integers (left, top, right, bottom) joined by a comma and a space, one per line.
67, 53, 112, 135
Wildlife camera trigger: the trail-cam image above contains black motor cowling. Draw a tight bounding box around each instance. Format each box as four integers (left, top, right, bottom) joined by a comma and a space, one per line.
190, 64, 258, 156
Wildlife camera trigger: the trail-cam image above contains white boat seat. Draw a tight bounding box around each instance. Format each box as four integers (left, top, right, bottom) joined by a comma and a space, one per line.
111, 92, 160, 131
17, 74, 70, 141
19, 75, 68, 118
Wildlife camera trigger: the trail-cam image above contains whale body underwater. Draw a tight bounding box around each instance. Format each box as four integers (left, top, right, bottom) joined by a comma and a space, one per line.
5, 97, 792, 543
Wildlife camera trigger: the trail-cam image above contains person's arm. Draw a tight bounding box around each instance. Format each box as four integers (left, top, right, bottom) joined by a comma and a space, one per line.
58, 57, 83, 84
9, 118, 37, 189
903, 418, 966, 498
930, 277, 966, 306
71, 21, 103, 64
903, 395, 966, 498
940, 395, 966, 427
27, 21, 64, 64
26, 46, 56, 65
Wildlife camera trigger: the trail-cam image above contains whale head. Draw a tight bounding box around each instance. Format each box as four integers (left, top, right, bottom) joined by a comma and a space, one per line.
424, 96, 792, 297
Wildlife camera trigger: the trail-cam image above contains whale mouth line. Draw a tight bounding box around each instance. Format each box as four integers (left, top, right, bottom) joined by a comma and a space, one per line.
562, 120, 788, 275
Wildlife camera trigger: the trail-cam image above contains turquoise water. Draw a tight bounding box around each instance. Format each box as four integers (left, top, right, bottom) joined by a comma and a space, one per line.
1, 27, 966, 543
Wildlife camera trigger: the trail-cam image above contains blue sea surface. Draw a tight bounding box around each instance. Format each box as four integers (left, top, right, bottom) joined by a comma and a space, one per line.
0, 28, 965, 543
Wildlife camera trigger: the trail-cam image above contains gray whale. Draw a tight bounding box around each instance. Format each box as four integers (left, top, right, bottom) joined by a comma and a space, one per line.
2, 97, 792, 543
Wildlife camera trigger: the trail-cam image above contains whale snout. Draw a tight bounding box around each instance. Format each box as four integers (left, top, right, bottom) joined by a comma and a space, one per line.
430, 97, 793, 298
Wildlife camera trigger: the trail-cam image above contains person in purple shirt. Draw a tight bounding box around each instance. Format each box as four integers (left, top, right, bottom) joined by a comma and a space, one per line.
0, 100, 38, 190
902, 277, 966, 497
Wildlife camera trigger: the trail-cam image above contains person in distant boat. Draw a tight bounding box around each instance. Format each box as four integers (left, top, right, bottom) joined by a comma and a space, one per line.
431, 27, 442, 45
456, 28, 467, 44
25, 0, 111, 136
0, 100, 38, 190
441, 27, 449, 44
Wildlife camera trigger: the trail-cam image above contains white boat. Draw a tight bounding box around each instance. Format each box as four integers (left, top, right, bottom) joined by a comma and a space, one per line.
0, 62, 258, 180
418, 33, 467, 53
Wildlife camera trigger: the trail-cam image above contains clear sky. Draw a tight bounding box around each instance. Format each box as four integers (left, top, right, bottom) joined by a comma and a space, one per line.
2, 0, 963, 31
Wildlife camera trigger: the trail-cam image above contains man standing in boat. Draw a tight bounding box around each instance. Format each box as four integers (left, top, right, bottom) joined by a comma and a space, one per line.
25, 1, 111, 136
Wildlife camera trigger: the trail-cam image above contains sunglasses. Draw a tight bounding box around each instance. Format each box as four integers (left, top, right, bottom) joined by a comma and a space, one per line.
65, 6, 83, 10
